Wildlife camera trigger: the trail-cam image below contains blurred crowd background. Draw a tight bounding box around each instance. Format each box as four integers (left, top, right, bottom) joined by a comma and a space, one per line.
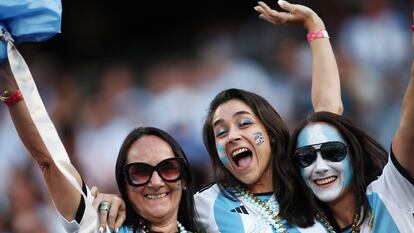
0, 0, 413, 232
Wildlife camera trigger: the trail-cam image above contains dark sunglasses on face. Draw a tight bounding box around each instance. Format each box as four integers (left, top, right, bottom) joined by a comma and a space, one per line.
294, 141, 349, 168
123, 157, 185, 187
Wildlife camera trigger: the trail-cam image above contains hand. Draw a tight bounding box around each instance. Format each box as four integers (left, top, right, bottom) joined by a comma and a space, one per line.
91, 186, 126, 233
254, 0, 325, 32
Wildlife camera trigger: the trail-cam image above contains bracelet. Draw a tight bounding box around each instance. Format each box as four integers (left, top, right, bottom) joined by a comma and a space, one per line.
0, 89, 23, 106
307, 29, 329, 43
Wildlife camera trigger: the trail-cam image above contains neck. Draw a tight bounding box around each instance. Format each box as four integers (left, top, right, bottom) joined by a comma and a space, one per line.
328, 187, 355, 229
246, 165, 273, 193
149, 219, 178, 233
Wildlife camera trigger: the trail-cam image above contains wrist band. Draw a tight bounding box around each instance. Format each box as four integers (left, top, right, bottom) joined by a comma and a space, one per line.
307, 29, 329, 43
1, 89, 23, 106
411, 25, 414, 32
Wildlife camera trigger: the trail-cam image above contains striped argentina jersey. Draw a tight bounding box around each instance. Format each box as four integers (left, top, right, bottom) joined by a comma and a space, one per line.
352, 149, 414, 233
194, 184, 327, 233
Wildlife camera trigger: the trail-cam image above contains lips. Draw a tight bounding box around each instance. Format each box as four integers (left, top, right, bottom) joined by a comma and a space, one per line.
314, 176, 337, 186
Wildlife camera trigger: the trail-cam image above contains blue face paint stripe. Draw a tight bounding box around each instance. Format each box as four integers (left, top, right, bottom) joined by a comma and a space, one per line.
341, 155, 353, 190
217, 143, 229, 165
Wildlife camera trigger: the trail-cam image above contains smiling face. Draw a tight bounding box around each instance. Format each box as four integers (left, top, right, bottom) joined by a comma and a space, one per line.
296, 122, 353, 203
125, 135, 183, 224
212, 99, 273, 192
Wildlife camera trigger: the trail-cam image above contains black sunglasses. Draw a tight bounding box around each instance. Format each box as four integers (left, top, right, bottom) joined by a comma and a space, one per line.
294, 141, 349, 168
123, 157, 185, 187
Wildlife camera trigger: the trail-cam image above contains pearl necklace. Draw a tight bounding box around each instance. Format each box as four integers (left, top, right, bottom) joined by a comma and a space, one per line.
235, 185, 287, 233
138, 220, 187, 233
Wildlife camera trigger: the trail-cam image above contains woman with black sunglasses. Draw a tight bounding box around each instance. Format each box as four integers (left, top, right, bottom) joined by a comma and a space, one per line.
0, 61, 200, 232
193, 1, 344, 232
285, 14, 414, 233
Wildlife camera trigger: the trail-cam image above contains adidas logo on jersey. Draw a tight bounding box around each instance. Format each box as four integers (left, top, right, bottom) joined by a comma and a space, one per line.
230, 205, 249, 215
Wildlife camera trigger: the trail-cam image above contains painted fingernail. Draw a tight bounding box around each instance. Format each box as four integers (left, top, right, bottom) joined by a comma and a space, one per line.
98, 226, 105, 233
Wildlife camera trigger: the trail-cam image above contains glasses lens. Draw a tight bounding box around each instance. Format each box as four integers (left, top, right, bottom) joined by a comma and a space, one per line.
157, 158, 182, 181
127, 164, 152, 186
295, 147, 317, 167
321, 141, 347, 162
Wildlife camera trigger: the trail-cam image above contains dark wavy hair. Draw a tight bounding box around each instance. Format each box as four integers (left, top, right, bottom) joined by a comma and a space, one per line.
202, 88, 315, 227
288, 111, 388, 228
115, 127, 200, 232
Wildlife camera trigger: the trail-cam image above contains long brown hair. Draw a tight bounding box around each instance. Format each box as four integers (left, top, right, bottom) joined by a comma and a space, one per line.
202, 88, 316, 227
289, 111, 388, 227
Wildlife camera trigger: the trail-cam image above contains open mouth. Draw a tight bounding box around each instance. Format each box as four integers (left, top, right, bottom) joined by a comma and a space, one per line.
314, 176, 337, 186
231, 147, 253, 168
145, 192, 168, 200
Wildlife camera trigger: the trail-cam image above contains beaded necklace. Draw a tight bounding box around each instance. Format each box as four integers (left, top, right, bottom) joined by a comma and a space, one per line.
138, 220, 187, 233
235, 185, 287, 233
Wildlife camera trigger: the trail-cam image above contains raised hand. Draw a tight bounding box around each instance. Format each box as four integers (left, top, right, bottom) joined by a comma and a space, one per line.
254, 0, 325, 32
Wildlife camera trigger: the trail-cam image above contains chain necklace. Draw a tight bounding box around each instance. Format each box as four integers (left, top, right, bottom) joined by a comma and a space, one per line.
316, 209, 373, 233
138, 220, 187, 233
235, 185, 287, 233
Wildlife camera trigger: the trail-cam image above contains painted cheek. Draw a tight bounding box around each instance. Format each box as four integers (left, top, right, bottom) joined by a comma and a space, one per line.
217, 143, 229, 166
341, 156, 353, 188
300, 167, 313, 188
253, 132, 265, 145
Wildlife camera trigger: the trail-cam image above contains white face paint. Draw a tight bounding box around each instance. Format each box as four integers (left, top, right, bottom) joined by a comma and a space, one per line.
296, 122, 353, 203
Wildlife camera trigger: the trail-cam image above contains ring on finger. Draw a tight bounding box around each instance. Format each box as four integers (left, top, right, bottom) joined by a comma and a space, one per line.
99, 200, 111, 212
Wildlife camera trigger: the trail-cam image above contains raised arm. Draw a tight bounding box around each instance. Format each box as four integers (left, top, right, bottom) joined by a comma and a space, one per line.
392, 14, 414, 178
255, 0, 343, 114
0, 61, 82, 221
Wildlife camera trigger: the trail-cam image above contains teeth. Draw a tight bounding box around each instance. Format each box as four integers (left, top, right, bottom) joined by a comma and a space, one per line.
315, 176, 337, 185
145, 193, 167, 199
232, 148, 248, 157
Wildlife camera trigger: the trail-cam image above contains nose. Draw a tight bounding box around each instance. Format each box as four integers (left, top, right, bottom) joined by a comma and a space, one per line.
314, 152, 329, 174
227, 128, 242, 144
147, 170, 164, 187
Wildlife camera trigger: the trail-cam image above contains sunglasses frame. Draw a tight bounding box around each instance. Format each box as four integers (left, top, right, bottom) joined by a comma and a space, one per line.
294, 141, 349, 168
123, 157, 185, 187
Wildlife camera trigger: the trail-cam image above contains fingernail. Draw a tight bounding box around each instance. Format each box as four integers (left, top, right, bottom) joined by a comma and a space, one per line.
254, 6, 259, 11
115, 227, 119, 233
278, 0, 286, 5
259, 14, 265, 19
98, 226, 105, 233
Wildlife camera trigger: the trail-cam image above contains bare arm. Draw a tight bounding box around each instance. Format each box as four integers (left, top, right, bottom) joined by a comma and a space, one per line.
255, 0, 343, 114
0, 61, 82, 221
392, 15, 414, 178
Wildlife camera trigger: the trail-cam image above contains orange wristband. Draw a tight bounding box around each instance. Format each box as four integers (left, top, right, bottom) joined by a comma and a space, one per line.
1, 89, 23, 106
307, 29, 329, 43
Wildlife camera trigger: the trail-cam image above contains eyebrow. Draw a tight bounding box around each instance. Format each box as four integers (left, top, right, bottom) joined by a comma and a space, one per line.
213, 110, 253, 128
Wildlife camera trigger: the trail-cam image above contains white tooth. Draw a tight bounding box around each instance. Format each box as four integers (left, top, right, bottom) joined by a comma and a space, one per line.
232, 148, 248, 157
146, 193, 167, 199
316, 177, 337, 185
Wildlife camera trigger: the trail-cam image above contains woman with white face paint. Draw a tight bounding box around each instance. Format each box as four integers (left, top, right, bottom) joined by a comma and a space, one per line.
193, 1, 344, 232
287, 15, 414, 232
